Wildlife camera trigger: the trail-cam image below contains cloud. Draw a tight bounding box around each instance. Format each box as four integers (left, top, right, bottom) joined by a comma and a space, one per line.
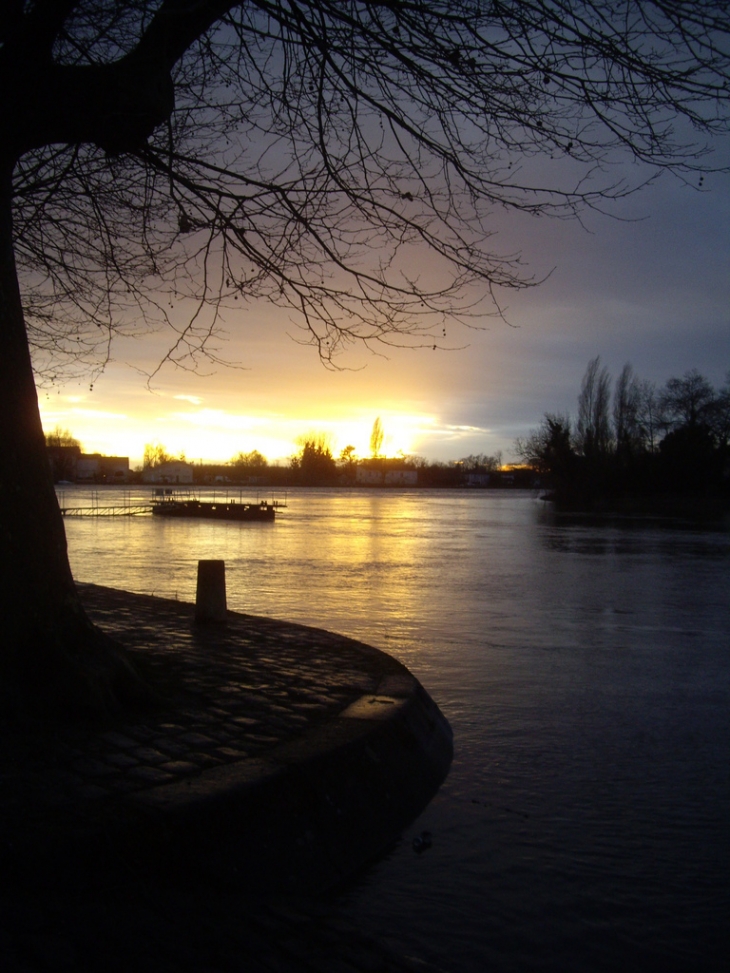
173, 394, 203, 405
36, 157, 728, 469
168, 408, 271, 431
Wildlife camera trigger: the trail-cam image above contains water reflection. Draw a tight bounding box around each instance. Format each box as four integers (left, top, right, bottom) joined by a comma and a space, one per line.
60, 486, 730, 973
540, 526, 730, 560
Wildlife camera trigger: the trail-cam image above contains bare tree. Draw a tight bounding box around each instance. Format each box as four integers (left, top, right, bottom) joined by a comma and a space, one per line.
230, 449, 268, 471
142, 442, 174, 469
370, 417, 385, 458
45, 426, 82, 450
709, 372, 730, 449
12, 2, 730, 384
613, 362, 641, 456
459, 453, 503, 473
659, 369, 717, 431
635, 378, 662, 453
576, 356, 612, 458
2, 2, 730, 714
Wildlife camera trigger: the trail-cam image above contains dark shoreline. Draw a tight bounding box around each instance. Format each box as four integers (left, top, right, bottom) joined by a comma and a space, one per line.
539, 490, 730, 527
1, 585, 453, 971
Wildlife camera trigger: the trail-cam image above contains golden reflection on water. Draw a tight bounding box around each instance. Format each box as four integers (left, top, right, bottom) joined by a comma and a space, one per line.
61, 487, 454, 639
59, 485, 730, 972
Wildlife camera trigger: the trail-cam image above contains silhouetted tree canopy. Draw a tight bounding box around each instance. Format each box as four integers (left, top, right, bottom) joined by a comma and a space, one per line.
517, 363, 730, 509
659, 369, 717, 430
575, 356, 612, 459
44, 425, 81, 449
291, 433, 337, 484
230, 449, 268, 470
6, 1, 730, 383
515, 412, 574, 477
142, 441, 175, 468
459, 453, 503, 473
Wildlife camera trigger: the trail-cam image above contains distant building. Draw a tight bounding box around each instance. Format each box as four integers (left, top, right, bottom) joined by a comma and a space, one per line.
141, 461, 194, 485
356, 467, 384, 485
355, 465, 418, 486
99, 456, 130, 483
464, 473, 491, 487
76, 454, 100, 481
384, 470, 418, 486
75, 453, 130, 483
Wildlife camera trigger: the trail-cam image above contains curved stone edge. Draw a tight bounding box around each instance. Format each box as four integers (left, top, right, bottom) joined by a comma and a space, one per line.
3, 589, 453, 896
130, 670, 454, 894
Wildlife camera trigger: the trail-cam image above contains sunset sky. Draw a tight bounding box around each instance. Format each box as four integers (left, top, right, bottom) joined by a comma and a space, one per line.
38, 167, 728, 469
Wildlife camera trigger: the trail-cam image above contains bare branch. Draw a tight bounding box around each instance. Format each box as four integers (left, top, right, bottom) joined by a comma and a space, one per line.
4, 1, 728, 379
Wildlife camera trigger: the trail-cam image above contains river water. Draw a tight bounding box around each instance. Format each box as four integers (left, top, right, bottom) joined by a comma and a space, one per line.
59, 486, 730, 973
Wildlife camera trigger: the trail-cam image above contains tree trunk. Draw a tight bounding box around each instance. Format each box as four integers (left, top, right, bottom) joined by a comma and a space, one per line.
0, 161, 144, 721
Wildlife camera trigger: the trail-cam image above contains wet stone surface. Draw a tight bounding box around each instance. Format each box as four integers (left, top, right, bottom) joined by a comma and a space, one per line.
0, 586, 446, 972
1, 585, 392, 813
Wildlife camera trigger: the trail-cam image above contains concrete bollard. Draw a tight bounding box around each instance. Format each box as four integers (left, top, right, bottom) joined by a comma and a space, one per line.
195, 559, 227, 623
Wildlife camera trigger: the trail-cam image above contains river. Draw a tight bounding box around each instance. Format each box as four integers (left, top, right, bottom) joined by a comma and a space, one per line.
59, 486, 730, 973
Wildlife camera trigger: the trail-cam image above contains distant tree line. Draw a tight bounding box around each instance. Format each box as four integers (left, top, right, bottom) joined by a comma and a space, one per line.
48, 428, 514, 488
516, 359, 730, 510
185, 422, 510, 488
136, 437, 511, 488
44, 426, 81, 450
232, 436, 511, 488
142, 442, 186, 469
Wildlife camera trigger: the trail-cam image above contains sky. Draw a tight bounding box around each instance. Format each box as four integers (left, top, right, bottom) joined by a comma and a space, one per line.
38, 166, 729, 469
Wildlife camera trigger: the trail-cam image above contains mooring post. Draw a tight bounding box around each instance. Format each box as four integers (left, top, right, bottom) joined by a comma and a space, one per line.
195, 559, 227, 623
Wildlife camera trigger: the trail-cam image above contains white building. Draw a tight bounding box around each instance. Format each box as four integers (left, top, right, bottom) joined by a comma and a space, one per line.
75, 453, 130, 483
464, 472, 491, 487
355, 466, 418, 486
355, 467, 383, 485
384, 470, 418, 486
141, 461, 194, 485
75, 454, 100, 481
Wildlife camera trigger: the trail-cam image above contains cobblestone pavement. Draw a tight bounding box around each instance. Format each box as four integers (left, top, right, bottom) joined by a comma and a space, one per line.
3, 585, 390, 813
0, 585, 450, 972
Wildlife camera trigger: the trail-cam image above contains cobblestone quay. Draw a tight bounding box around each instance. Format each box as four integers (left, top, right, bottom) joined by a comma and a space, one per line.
1, 585, 453, 972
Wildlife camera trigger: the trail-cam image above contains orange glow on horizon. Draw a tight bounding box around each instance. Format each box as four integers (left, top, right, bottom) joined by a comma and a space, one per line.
39, 398, 437, 467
